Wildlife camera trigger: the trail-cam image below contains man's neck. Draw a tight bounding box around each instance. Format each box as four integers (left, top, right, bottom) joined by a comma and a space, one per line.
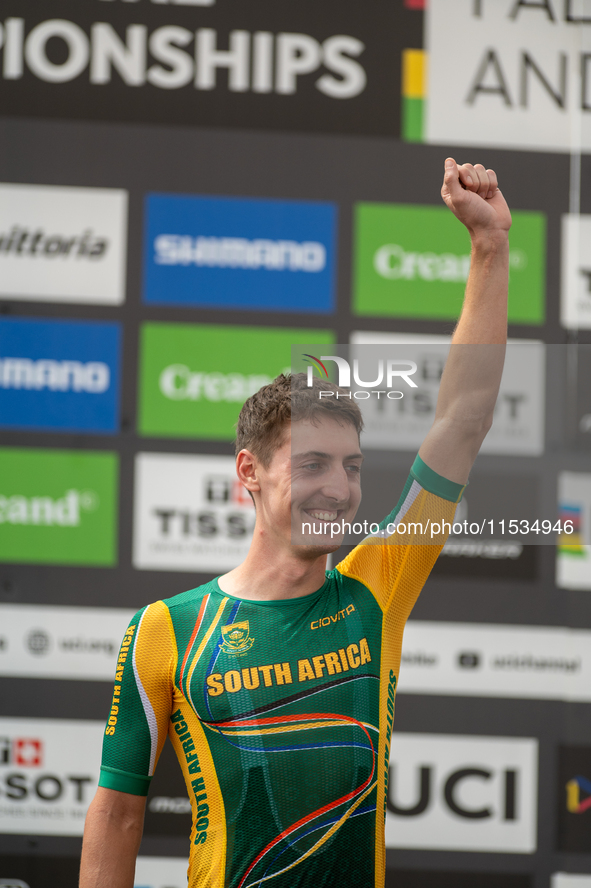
218, 532, 329, 602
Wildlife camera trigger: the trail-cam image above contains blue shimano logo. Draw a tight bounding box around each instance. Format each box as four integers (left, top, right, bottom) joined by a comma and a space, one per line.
143, 194, 336, 313
0, 318, 121, 433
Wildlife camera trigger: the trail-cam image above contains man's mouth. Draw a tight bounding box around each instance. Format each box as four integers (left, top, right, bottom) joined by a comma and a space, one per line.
304, 509, 341, 522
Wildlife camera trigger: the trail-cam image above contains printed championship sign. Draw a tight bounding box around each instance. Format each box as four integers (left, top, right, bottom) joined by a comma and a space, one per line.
0, 717, 103, 836
425, 0, 591, 154
0, 447, 118, 566
0, 1, 422, 137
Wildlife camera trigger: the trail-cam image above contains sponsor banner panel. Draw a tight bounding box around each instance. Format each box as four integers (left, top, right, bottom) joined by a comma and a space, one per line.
350, 334, 545, 456
0, 318, 121, 433
143, 194, 336, 313
346, 459, 538, 576
0, 447, 118, 566
138, 323, 333, 440
557, 747, 591, 853
386, 734, 538, 853
352, 203, 545, 324
0, 2, 422, 136
133, 452, 255, 572
434, 477, 538, 576
0, 717, 103, 836
556, 472, 591, 591
562, 215, 591, 330
425, 0, 591, 153
0, 183, 127, 305
385, 872, 531, 888
135, 857, 190, 888
575, 346, 591, 450
0, 604, 134, 681
553, 878, 591, 888
399, 621, 591, 702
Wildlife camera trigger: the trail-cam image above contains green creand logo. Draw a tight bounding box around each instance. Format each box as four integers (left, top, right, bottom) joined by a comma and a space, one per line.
0, 447, 118, 565
138, 323, 334, 440
353, 203, 545, 324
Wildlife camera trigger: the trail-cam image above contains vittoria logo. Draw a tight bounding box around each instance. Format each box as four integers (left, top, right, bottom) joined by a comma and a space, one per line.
0, 226, 109, 259
0, 184, 127, 305
221, 621, 254, 655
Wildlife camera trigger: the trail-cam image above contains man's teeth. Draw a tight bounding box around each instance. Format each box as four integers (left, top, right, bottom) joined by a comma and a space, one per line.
308, 510, 338, 521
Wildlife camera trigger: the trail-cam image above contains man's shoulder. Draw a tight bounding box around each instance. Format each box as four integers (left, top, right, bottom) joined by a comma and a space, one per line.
159, 578, 219, 613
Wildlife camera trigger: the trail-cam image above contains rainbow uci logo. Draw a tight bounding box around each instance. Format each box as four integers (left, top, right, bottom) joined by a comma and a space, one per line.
566, 774, 591, 814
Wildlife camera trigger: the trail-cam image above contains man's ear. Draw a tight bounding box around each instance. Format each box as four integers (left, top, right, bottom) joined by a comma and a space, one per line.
236, 449, 261, 493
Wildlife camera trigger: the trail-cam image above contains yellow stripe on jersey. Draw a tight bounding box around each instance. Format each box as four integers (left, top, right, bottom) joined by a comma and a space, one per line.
169, 699, 227, 888
133, 600, 178, 775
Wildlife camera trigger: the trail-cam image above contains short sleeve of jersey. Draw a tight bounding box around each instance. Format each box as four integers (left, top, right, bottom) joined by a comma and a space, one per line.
336, 454, 465, 620
99, 600, 178, 796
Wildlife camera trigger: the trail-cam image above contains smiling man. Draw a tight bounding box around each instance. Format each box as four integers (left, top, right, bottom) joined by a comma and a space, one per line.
80, 158, 511, 888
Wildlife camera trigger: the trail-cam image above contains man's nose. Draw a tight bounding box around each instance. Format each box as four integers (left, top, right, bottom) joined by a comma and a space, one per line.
321, 467, 350, 503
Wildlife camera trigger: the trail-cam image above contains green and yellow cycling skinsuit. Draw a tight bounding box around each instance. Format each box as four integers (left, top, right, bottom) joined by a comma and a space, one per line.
99, 455, 464, 888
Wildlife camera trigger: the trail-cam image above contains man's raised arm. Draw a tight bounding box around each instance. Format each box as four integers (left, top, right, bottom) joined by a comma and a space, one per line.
418, 157, 512, 485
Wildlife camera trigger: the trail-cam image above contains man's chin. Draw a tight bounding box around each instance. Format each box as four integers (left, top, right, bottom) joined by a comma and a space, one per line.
291, 534, 344, 556
295, 543, 342, 560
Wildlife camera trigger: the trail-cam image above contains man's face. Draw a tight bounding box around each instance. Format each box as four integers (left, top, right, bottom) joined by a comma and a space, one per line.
255, 416, 363, 555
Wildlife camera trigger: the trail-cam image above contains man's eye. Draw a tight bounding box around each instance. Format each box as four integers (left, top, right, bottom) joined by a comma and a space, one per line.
304, 463, 321, 470
346, 464, 361, 473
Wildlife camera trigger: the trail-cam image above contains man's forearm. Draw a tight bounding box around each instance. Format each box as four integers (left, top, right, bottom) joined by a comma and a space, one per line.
418, 161, 510, 483
452, 230, 509, 346
79, 788, 145, 888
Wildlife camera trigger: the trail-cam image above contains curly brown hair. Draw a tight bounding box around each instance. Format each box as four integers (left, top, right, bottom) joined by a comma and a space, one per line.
235, 372, 363, 466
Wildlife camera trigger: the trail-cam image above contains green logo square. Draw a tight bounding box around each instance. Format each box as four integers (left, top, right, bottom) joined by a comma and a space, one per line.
0, 448, 118, 566
352, 203, 545, 324
138, 323, 335, 440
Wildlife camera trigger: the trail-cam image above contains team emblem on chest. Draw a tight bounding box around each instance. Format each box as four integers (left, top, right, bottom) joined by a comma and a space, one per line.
221, 620, 255, 655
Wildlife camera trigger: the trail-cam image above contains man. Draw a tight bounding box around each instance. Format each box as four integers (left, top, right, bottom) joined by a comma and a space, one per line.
79, 158, 511, 888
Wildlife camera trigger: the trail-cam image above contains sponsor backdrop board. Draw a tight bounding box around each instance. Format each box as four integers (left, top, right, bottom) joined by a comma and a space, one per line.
350, 334, 546, 456
0, 183, 127, 305
553, 878, 591, 888
556, 471, 591, 591
0, 604, 134, 681
133, 452, 256, 572
0, 318, 121, 433
138, 323, 333, 440
561, 214, 591, 330
399, 621, 591, 702
556, 746, 591, 853
0, 3, 589, 886
352, 204, 545, 324
0, 448, 118, 566
0, 717, 103, 836
385, 734, 538, 853
143, 194, 336, 313
135, 857, 190, 888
